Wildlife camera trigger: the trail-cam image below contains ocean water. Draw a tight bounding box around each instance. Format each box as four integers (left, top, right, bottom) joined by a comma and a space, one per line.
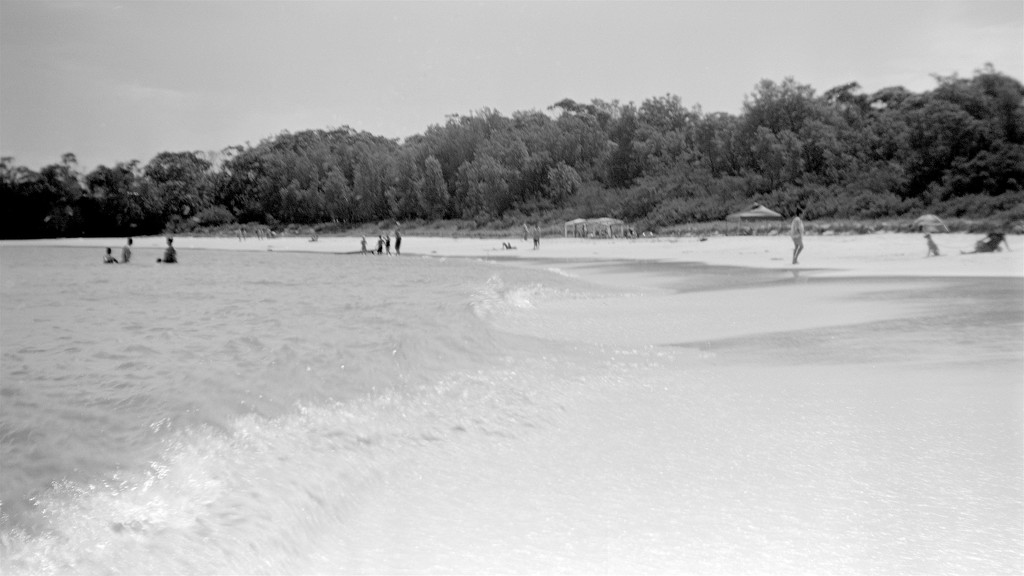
1, 245, 1021, 574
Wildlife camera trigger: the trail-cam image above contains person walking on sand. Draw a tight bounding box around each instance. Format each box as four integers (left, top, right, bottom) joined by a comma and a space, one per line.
394, 229, 402, 255
533, 224, 541, 250
361, 236, 368, 254
385, 234, 391, 255
121, 237, 132, 263
376, 235, 384, 255
103, 247, 118, 264
790, 214, 804, 264
924, 233, 940, 257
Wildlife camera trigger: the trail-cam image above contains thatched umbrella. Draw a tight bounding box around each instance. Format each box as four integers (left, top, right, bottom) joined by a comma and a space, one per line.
725, 204, 783, 235
726, 204, 784, 222
913, 214, 949, 233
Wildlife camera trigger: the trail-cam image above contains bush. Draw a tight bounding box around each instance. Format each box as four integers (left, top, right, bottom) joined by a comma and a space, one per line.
195, 205, 236, 226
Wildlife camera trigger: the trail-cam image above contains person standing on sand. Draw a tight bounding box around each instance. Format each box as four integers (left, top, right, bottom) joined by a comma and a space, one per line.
523, 223, 529, 242
394, 230, 402, 255
790, 214, 804, 264
533, 225, 541, 250
121, 238, 132, 263
376, 235, 384, 255
361, 236, 367, 254
385, 234, 391, 255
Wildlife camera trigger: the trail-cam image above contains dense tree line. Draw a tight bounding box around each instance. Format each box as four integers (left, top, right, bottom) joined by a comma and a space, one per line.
3, 65, 1022, 239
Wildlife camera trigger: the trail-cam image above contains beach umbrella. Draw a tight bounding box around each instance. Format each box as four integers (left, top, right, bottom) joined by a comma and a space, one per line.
725, 204, 783, 222
913, 214, 949, 233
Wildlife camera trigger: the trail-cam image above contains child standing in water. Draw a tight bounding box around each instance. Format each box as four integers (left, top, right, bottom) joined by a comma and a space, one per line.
121, 238, 132, 263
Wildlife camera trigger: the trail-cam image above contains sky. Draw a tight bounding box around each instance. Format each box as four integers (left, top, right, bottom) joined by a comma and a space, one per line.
1, 1, 1022, 172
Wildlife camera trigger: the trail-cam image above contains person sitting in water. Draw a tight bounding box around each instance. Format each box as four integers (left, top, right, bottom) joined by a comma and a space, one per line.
103, 247, 118, 264
157, 237, 177, 263
924, 233, 940, 257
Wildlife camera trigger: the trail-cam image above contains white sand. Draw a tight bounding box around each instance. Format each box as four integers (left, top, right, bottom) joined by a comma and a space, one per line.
12, 232, 1021, 280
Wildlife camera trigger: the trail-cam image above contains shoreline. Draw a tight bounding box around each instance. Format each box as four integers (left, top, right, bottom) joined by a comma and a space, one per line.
4, 233, 1021, 281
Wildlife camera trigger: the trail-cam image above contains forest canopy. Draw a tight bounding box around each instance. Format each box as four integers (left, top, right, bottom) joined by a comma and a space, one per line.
3, 65, 1023, 238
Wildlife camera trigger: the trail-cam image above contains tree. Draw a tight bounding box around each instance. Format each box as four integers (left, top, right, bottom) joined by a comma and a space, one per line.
545, 162, 582, 203
323, 167, 357, 222
418, 155, 450, 219
353, 151, 395, 221
391, 150, 424, 220
605, 102, 642, 187
144, 151, 213, 220
743, 78, 819, 135
85, 161, 162, 234
456, 155, 511, 219
750, 127, 804, 189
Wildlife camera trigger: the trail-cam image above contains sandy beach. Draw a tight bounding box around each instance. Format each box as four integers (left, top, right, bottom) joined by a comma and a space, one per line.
13, 232, 1022, 281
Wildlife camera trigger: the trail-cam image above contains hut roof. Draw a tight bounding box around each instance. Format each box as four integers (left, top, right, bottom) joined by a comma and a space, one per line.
586, 217, 624, 225
725, 204, 783, 221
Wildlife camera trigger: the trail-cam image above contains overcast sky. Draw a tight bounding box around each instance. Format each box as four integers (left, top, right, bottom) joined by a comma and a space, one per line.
2, 1, 1022, 171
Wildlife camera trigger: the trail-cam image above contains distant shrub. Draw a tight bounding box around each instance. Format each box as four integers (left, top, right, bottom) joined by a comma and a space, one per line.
195, 205, 236, 227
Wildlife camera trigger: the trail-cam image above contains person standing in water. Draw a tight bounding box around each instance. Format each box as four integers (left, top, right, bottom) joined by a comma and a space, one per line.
157, 237, 177, 263
790, 214, 804, 265
121, 237, 132, 263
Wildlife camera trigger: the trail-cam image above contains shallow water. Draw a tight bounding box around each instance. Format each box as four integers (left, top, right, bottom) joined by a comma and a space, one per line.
1, 245, 1021, 574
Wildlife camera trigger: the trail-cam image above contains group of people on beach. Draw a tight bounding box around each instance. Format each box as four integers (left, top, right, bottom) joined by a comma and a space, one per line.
523, 223, 542, 249
361, 229, 402, 255
236, 226, 274, 241
102, 237, 177, 264
791, 212, 1011, 263
99, 220, 1009, 268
